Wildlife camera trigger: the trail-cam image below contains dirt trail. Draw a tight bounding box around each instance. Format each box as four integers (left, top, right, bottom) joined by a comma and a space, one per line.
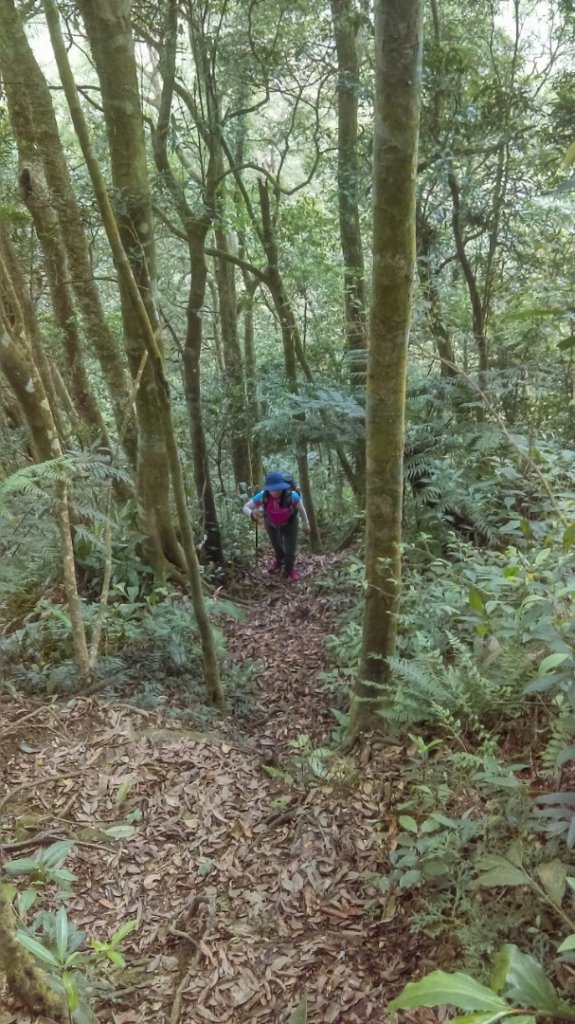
0, 558, 430, 1023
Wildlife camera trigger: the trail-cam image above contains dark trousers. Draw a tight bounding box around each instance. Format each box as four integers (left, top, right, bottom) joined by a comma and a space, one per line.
265, 516, 298, 574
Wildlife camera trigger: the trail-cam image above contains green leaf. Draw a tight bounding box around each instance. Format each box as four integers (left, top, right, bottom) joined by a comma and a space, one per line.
398, 815, 418, 833
61, 971, 80, 1012
39, 840, 75, 868
496, 945, 561, 1014
537, 859, 567, 906
106, 949, 126, 967
17, 930, 60, 967
55, 906, 69, 962
110, 918, 138, 946
288, 993, 308, 1024
398, 869, 422, 888
388, 971, 510, 1013
475, 855, 528, 888
3, 856, 38, 877
539, 652, 570, 674
17, 888, 38, 917
469, 587, 486, 614
558, 935, 575, 953
563, 525, 575, 551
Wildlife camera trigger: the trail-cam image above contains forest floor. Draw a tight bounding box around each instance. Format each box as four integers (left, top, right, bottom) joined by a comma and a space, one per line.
0, 554, 437, 1024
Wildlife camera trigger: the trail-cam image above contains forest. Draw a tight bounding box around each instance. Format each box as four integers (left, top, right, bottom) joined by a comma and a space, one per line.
1, 0, 575, 1021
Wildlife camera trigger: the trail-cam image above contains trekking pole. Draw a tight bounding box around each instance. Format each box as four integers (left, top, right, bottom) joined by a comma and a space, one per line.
254, 519, 259, 567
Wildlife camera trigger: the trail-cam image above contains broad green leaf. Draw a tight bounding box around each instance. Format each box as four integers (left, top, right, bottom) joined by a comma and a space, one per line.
40, 840, 75, 868
539, 652, 570, 674
475, 853, 527, 888
398, 869, 422, 888
537, 859, 567, 906
475, 864, 528, 887
388, 970, 510, 1013
288, 993, 308, 1024
17, 930, 60, 967
497, 944, 561, 1014
398, 815, 418, 833
17, 888, 38, 916
3, 856, 38, 877
55, 906, 69, 962
469, 587, 485, 614
558, 935, 575, 953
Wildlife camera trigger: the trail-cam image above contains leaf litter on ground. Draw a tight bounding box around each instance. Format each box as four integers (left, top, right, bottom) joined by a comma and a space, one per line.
0, 556, 436, 1022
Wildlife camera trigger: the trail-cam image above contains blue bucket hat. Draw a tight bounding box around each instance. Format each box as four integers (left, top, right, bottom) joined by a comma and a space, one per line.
264, 470, 291, 491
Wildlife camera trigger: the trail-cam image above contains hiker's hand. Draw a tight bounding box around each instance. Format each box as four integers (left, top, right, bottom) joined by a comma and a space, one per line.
303, 526, 311, 535
251, 509, 264, 523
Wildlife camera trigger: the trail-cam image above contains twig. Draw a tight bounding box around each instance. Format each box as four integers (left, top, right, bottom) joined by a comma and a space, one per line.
0, 705, 51, 741
0, 772, 75, 814
0, 830, 110, 852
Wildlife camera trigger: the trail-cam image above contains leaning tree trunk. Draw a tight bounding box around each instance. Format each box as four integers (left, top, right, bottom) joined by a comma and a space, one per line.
0, 303, 91, 687
76, 0, 185, 573
0, 0, 137, 467
352, 0, 423, 734
43, 0, 224, 707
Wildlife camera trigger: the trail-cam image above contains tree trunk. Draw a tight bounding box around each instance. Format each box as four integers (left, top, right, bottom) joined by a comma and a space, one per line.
214, 224, 252, 488
43, 0, 223, 706
0, 888, 67, 1021
416, 200, 458, 376
0, 0, 137, 467
151, 0, 225, 564
76, 0, 185, 571
352, 0, 423, 733
257, 179, 322, 552
330, 0, 368, 498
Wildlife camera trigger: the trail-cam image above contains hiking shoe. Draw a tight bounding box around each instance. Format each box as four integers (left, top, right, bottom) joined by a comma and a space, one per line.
287, 568, 299, 581
267, 560, 281, 574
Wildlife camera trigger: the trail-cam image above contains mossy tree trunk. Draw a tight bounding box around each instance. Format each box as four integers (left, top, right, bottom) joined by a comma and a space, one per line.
151, 0, 225, 565
0, 0, 138, 467
330, 0, 368, 500
0, 888, 67, 1021
0, 240, 91, 687
76, 0, 185, 574
352, 0, 423, 733
43, 0, 224, 707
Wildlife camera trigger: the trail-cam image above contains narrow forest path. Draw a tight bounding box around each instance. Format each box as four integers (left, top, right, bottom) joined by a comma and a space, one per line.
0, 557, 434, 1024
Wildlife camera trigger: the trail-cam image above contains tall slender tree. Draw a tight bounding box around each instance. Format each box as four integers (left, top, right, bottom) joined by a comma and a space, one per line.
351, 0, 424, 733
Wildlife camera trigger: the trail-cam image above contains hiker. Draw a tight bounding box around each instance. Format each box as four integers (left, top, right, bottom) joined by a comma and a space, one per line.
243, 470, 310, 580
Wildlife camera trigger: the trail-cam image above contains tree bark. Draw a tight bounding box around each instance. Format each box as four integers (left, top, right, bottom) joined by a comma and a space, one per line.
353, 0, 423, 732
0, 0, 137, 466
258, 179, 322, 553
43, 0, 223, 706
416, 199, 458, 376
330, 0, 368, 498
75, 0, 185, 572
151, 0, 225, 564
